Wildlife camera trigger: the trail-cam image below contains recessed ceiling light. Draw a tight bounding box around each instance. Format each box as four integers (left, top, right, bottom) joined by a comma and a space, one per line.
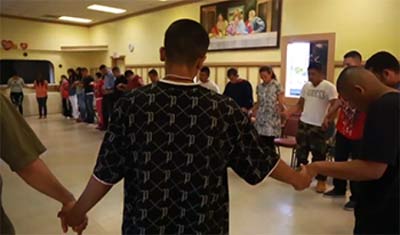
58, 16, 92, 23
159, 0, 168, 2
87, 4, 127, 14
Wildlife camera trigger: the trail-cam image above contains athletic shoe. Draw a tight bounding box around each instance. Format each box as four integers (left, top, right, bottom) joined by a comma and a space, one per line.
344, 201, 356, 211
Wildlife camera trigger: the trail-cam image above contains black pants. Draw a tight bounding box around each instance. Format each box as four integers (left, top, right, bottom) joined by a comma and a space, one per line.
85, 94, 95, 123
62, 98, 72, 117
334, 132, 361, 201
10, 92, 23, 114
102, 94, 114, 129
37, 96, 47, 117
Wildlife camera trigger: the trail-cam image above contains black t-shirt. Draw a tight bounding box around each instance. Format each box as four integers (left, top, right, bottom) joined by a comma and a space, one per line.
82, 76, 94, 93
355, 92, 399, 234
114, 75, 128, 99
223, 80, 253, 109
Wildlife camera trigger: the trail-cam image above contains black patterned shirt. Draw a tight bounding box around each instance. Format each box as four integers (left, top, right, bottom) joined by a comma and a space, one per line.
93, 80, 279, 235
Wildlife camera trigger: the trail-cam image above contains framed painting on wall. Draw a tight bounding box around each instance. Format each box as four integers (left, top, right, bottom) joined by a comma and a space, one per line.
200, 0, 283, 51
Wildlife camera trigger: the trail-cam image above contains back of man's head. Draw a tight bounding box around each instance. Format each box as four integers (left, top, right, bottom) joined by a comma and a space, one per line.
164, 19, 210, 66
365, 51, 400, 75
125, 70, 134, 77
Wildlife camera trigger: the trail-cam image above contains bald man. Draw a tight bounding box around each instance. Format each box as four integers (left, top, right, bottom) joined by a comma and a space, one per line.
305, 67, 399, 235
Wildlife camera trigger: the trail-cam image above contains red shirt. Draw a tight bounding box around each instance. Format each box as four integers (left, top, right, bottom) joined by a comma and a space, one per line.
34, 80, 48, 98
336, 99, 366, 140
94, 80, 105, 98
60, 79, 70, 98
127, 75, 144, 90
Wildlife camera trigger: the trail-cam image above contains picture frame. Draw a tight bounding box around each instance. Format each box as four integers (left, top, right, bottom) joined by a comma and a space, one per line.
200, 0, 283, 51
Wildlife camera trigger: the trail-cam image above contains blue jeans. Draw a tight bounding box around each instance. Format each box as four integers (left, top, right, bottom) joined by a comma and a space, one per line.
85, 93, 94, 123
77, 92, 86, 121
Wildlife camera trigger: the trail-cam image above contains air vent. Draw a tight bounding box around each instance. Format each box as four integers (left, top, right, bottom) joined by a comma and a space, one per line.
41, 14, 60, 19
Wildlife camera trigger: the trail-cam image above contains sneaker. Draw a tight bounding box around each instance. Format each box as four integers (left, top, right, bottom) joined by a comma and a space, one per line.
316, 180, 327, 193
324, 189, 346, 197
344, 201, 356, 211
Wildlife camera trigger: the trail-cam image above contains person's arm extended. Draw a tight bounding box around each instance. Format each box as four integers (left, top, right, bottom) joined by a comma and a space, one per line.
66, 176, 112, 226
306, 159, 388, 181
270, 159, 311, 190
16, 158, 75, 204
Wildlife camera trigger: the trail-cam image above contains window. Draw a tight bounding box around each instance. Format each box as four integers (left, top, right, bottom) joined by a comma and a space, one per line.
0, 60, 55, 84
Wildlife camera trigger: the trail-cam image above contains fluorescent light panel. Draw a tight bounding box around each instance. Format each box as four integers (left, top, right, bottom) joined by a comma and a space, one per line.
59, 16, 92, 23
87, 4, 127, 14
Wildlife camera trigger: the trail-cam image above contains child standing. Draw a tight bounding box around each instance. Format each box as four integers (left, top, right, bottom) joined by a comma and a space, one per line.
33, 75, 49, 119
60, 75, 72, 118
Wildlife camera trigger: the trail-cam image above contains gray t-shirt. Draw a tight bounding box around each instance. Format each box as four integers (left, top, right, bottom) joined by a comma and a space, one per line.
7, 77, 25, 93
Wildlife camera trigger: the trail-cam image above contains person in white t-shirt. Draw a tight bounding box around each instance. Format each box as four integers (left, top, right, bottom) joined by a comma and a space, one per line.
287, 62, 338, 193
199, 66, 220, 93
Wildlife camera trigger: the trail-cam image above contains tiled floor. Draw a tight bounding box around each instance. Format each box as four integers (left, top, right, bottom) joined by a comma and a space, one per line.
1, 115, 354, 234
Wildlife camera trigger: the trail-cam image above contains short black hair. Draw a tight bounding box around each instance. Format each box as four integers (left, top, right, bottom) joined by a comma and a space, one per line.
200, 66, 210, 76
99, 64, 107, 70
344, 50, 362, 61
125, 70, 134, 77
227, 68, 238, 78
95, 72, 102, 78
81, 67, 88, 72
308, 62, 323, 73
365, 51, 400, 75
112, 66, 120, 72
148, 69, 158, 76
164, 19, 210, 65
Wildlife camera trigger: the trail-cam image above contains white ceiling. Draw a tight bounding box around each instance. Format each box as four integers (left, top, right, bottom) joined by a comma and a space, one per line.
0, 0, 190, 26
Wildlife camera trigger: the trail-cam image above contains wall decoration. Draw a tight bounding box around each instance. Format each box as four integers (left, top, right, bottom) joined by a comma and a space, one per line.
20, 42, 29, 50
201, 0, 282, 51
1, 40, 17, 50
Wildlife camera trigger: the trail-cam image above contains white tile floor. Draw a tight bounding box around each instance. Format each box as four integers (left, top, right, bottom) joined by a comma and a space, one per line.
1, 115, 354, 234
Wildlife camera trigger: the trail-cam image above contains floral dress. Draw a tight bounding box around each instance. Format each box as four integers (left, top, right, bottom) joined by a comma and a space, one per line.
255, 80, 282, 137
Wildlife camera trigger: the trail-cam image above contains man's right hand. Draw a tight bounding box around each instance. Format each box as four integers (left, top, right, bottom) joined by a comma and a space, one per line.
292, 165, 313, 191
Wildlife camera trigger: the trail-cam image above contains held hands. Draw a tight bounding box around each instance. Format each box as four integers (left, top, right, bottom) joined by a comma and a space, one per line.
58, 201, 88, 235
292, 164, 313, 191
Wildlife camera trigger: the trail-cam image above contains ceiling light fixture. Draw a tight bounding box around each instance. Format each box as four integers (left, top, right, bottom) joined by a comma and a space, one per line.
87, 4, 127, 14
59, 16, 92, 23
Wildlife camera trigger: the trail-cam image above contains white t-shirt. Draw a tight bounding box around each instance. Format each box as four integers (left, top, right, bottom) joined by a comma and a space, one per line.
300, 80, 338, 126
200, 80, 220, 94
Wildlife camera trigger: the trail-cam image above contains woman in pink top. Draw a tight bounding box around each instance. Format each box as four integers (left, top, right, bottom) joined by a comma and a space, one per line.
33, 75, 48, 119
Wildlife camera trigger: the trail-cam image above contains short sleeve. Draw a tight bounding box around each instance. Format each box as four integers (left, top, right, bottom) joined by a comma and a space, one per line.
275, 81, 282, 95
93, 98, 130, 185
361, 94, 399, 166
0, 94, 45, 171
327, 83, 338, 101
20, 78, 25, 87
224, 100, 279, 185
300, 83, 307, 98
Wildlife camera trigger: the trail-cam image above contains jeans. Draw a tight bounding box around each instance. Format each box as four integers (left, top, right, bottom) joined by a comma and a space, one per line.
334, 132, 361, 201
85, 93, 95, 123
10, 92, 23, 114
77, 92, 86, 121
37, 96, 47, 117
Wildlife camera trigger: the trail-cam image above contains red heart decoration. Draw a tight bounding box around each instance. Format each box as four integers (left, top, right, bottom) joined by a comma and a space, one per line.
20, 42, 28, 50
1, 40, 13, 50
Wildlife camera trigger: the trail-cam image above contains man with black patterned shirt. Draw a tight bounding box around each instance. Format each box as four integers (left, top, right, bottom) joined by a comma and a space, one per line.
65, 19, 312, 235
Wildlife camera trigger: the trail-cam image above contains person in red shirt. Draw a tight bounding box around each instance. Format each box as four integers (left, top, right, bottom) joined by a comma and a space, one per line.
60, 75, 72, 118
323, 51, 366, 210
33, 74, 49, 119
94, 72, 105, 130
126, 70, 144, 90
